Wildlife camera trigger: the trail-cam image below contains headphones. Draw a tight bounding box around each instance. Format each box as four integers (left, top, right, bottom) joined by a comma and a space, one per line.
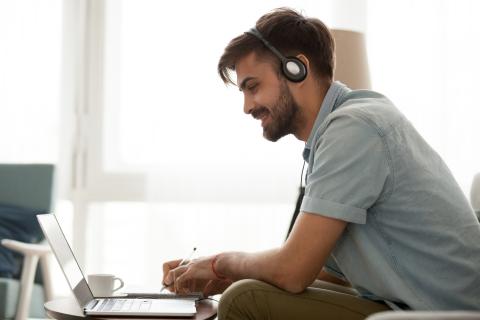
245, 27, 307, 83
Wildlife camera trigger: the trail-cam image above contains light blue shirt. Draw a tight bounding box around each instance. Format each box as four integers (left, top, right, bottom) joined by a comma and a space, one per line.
301, 81, 480, 310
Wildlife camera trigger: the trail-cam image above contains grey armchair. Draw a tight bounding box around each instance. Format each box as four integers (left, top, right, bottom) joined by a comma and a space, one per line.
471, 173, 480, 218
0, 164, 55, 320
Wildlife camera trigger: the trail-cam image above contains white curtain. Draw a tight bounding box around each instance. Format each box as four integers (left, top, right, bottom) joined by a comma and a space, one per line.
0, 0, 62, 163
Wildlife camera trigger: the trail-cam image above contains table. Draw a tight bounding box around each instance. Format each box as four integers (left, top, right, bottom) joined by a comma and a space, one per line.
45, 298, 218, 320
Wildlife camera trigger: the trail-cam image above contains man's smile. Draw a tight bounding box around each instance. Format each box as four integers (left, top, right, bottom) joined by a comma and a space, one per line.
252, 107, 270, 127
260, 114, 270, 127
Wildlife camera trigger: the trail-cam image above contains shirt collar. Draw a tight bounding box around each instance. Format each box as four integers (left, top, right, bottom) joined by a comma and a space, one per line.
302, 81, 350, 161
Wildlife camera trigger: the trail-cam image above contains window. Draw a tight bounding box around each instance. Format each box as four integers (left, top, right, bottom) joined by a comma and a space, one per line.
80, 0, 333, 285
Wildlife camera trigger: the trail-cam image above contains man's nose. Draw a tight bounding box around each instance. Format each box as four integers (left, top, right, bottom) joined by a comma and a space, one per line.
243, 96, 254, 115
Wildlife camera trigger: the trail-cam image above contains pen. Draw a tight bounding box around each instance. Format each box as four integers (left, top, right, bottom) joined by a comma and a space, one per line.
161, 247, 197, 292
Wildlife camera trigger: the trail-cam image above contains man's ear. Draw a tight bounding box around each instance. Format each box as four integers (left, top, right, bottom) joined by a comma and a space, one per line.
296, 54, 310, 77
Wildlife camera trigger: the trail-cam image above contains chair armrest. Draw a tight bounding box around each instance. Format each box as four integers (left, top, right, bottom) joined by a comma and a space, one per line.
1, 239, 51, 257
367, 311, 480, 320
1, 239, 53, 320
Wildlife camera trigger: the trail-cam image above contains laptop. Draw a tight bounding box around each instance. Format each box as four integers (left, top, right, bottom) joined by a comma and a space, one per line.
37, 213, 196, 317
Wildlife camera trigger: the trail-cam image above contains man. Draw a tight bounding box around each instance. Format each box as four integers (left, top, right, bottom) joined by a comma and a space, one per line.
163, 8, 480, 319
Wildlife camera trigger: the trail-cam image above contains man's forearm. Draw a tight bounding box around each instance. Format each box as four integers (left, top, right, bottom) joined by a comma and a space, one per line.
214, 249, 313, 293
211, 213, 347, 294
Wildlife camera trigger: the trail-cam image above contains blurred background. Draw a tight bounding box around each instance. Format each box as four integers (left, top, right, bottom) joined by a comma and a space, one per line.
1, 0, 479, 299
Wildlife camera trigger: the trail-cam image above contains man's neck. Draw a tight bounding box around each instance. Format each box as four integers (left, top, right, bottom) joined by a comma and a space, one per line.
294, 79, 331, 142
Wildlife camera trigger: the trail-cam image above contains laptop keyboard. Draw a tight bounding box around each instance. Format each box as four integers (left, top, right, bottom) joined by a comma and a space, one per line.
98, 299, 152, 312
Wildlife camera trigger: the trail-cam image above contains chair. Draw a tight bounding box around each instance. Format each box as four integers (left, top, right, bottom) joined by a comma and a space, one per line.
471, 172, 480, 219
0, 164, 55, 320
367, 311, 480, 320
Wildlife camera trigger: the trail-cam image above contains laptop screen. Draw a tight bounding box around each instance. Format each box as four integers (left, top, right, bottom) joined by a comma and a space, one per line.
37, 214, 94, 307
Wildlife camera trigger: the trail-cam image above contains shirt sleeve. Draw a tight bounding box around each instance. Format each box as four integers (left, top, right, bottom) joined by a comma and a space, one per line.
300, 112, 391, 224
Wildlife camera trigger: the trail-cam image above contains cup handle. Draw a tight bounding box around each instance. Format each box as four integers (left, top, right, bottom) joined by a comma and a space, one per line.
113, 277, 124, 292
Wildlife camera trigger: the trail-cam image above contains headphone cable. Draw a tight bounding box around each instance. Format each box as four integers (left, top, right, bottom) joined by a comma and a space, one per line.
300, 160, 306, 189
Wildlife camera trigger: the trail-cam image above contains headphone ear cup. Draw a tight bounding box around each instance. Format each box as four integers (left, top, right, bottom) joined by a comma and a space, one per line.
282, 58, 307, 82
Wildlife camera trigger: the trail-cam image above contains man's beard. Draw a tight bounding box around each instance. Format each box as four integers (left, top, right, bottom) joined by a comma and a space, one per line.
252, 81, 301, 142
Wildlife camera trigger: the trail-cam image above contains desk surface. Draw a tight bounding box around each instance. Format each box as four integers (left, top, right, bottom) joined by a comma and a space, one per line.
45, 298, 218, 320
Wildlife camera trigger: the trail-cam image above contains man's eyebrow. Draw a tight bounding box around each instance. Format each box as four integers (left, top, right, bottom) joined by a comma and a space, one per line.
238, 77, 256, 92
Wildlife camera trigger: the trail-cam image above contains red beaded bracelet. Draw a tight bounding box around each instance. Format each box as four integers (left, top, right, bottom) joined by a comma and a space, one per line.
211, 254, 227, 280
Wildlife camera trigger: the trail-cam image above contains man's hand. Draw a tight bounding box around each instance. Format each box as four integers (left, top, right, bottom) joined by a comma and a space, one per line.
162, 258, 182, 291
162, 256, 232, 296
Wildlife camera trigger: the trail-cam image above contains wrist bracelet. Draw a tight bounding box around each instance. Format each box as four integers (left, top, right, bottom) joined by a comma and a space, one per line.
211, 254, 227, 280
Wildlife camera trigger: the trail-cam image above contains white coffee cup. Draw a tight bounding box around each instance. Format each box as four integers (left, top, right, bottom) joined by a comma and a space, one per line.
88, 274, 124, 297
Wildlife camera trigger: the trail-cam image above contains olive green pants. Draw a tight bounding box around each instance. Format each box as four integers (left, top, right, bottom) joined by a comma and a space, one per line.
218, 279, 390, 320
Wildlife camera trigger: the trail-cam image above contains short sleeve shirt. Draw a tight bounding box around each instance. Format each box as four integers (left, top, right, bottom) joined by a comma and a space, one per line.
300, 82, 480, 310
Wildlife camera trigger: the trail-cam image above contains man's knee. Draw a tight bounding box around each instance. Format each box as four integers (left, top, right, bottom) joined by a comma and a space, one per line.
218, 279, 273, 320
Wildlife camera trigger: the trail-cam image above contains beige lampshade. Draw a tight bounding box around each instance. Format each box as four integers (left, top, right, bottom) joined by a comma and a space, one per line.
331, 29, 371, 90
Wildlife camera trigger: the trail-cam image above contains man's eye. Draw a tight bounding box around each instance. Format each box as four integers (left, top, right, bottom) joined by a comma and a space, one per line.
247, 84, 258, 92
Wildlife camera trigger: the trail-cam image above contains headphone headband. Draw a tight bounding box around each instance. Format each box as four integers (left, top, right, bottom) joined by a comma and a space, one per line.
245, 28, 286, 63
244, 27, 307, 83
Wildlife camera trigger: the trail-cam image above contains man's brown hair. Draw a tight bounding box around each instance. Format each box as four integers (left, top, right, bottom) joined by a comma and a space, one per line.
218, 7, 335, 85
